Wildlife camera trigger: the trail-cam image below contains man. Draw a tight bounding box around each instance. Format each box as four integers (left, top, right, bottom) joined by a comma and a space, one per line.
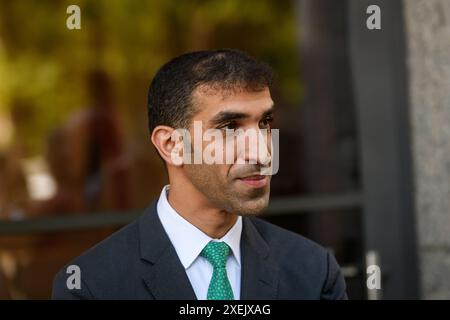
52, 49, 347, 300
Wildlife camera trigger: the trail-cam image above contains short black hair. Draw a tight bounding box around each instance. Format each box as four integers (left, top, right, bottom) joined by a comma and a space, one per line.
147, 49, 274, 134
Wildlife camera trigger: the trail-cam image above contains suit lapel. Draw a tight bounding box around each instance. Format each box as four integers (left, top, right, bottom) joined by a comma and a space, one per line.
138, 201, 197, 300
240, 217, 279, 300
137, 200, 278, 300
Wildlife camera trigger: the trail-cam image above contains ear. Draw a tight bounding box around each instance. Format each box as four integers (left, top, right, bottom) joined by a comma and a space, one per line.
150, 125, 184, 166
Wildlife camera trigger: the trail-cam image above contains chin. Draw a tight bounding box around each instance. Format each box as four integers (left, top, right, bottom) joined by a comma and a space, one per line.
234, 194, 270, 216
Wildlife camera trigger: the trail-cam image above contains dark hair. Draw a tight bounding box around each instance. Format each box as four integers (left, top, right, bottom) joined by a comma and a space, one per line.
147, 49, 274, 134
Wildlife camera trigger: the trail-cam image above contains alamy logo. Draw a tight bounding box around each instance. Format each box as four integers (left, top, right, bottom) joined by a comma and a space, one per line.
169, 121, 279, 175
66, 265, 81, 290
366, 5, 381, 30
366, 264, 381, 290
66, 5, 81, 30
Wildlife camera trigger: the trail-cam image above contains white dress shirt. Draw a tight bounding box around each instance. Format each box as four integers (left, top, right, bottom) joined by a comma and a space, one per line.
156, 185, 242, 300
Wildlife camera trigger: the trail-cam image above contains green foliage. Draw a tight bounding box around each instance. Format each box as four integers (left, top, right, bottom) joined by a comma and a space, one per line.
0, 0, 303, 155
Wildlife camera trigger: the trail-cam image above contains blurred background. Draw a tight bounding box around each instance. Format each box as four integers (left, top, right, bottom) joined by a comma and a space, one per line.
0, 0, 448, 299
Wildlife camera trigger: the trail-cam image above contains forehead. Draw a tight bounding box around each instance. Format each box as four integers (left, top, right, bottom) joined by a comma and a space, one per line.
192, 85, 273, 119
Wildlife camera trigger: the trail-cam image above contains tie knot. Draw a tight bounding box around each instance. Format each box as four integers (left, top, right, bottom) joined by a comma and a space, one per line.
201, 241, 230, 268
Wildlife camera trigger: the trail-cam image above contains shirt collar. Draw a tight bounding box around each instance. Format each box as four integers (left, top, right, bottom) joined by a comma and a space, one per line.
157, 185, 242, 269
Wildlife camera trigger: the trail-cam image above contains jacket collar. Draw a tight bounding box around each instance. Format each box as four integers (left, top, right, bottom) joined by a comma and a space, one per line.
138, 200, 278, 300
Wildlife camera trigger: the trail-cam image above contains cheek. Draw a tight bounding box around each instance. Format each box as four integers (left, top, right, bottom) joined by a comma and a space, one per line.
220, 164, 233, 181
204, 164, 233, 191
208, 163, 231, 181
186, 163, 228, 185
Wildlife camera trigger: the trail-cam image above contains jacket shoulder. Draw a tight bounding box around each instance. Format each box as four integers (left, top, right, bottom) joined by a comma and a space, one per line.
247, 216, 348, 299
52, 218, 141, 299
247, 216, 326, 255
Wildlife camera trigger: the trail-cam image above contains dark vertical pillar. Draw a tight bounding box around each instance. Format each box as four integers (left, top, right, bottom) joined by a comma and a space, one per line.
347, 0, 419, 299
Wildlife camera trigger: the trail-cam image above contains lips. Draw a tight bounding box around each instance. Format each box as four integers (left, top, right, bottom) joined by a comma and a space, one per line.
238, 174, 267, 188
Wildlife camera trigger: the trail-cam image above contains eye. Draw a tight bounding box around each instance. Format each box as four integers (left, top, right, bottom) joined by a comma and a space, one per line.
218, 121, 238, 130
260, 116, 274, 128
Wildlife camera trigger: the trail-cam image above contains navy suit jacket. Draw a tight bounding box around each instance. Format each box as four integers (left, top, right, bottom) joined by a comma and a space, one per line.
52, 200, 347, 299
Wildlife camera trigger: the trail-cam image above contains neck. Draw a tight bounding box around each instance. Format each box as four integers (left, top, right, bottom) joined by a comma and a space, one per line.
167, 182, 238, 239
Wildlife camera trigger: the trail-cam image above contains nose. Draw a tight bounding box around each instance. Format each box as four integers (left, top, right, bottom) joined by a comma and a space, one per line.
235, 127, 272, 167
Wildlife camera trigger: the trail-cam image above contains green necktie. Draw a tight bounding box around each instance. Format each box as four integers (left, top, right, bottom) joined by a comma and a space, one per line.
201, 241, 234, 300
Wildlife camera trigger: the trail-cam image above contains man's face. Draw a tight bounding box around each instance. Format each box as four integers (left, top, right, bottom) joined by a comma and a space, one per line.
182, 85, 274, 216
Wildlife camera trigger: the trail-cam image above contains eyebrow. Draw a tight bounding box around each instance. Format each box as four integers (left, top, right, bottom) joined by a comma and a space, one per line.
209, 105, 274, 126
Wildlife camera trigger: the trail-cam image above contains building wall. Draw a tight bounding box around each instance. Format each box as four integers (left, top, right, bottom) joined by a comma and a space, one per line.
403, 0, 450, 299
